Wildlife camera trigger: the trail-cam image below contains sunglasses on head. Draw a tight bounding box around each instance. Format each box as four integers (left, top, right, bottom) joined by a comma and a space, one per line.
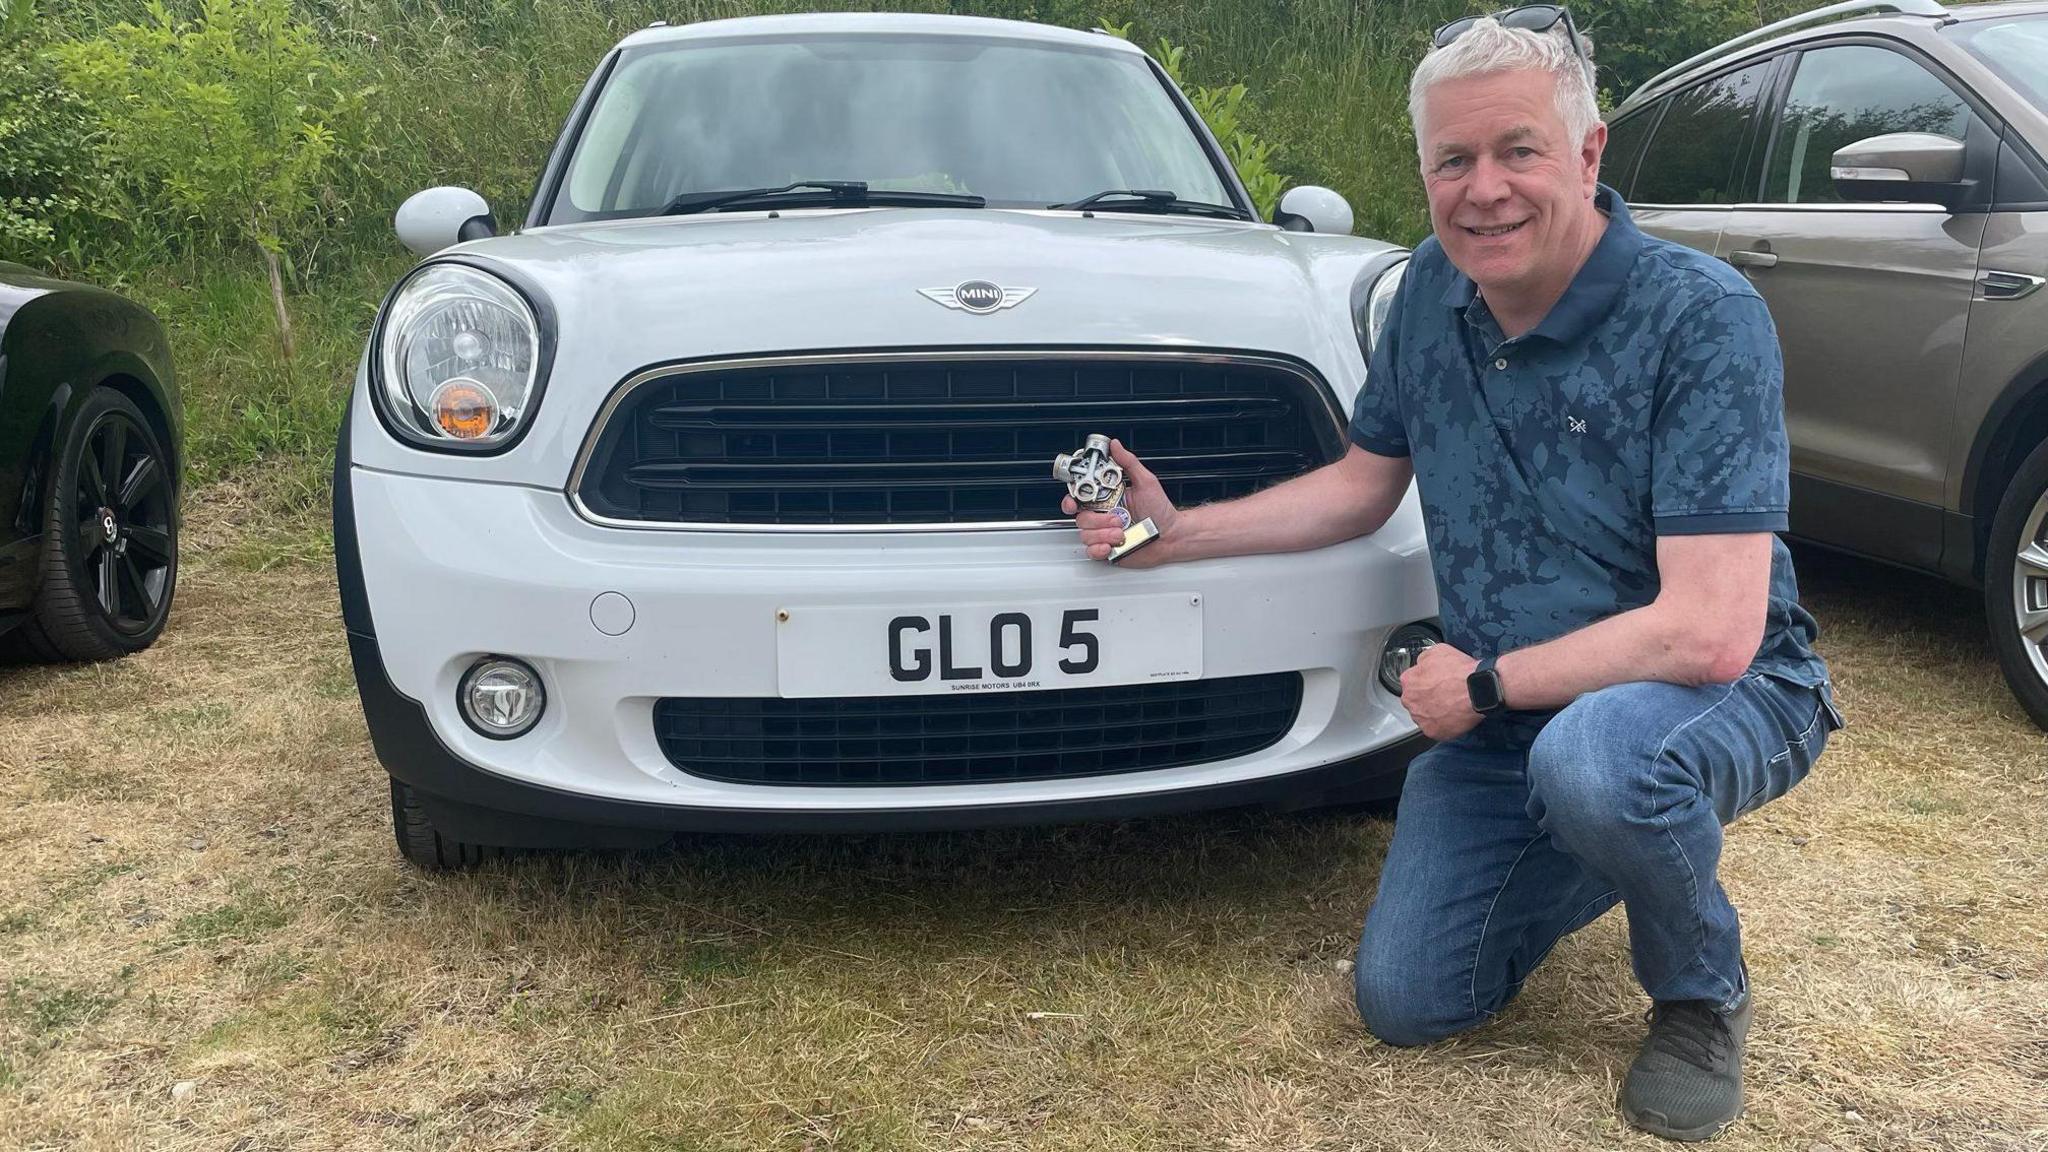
1433, 5, 1591, 76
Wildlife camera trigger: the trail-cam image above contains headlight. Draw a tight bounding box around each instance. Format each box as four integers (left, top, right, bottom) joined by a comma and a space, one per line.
1361, 258, 1407, 362
375, 263, 545, 450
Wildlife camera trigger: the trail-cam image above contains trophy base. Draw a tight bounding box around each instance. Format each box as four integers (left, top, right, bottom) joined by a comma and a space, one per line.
1107, 517, 1160, 564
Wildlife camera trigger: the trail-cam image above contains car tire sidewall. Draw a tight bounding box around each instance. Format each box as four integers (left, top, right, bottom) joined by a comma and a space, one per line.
1985, 435, 2048, 730
388, 779, 502, 871
35, 389, 178, 659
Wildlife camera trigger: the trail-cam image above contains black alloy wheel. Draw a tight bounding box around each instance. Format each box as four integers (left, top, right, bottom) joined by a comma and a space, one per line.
18, 389, 178, 661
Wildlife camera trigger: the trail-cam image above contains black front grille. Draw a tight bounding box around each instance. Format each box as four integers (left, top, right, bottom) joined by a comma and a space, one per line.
577, 354, 1343, 525
654, 673, 1303, 786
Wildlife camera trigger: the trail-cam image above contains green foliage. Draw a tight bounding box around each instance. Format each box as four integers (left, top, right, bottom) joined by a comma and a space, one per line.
138, 253, 404, 485
51, 0, 355, 263
310, 0, 701, 247
0, 0, 34, 40
0, 5, 110, 265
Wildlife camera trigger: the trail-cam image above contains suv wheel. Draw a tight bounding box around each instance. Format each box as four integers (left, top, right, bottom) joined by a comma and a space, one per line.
17, 389, 178, 662
1987, 437, 2048, 730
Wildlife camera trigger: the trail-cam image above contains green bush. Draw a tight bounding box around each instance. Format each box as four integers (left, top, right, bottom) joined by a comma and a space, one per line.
0, 2, 112, 267
53, 0, 363, 355
311, 0, 723, 245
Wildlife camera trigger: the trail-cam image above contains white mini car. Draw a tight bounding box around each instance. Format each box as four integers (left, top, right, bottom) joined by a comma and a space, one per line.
336, 12, 1437, 869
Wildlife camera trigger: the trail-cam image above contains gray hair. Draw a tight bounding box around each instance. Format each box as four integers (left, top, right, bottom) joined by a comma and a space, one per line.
1408, 16, 1600, 160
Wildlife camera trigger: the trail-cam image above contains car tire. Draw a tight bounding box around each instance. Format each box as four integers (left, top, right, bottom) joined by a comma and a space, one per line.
1986, 435, 2048, 731
16, 388, 178, 663
389, 778, 505, 871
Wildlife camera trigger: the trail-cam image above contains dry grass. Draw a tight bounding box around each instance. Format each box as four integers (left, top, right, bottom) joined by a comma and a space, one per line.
1, 492, 2044, 1151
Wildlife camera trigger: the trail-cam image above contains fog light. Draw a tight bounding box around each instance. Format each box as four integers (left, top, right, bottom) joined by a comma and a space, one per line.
459, 657, 544, 738
1379, 621, 1442, 696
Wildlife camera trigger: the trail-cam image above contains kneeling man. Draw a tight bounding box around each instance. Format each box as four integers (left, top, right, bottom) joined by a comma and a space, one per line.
1066, 10, 1842, 1141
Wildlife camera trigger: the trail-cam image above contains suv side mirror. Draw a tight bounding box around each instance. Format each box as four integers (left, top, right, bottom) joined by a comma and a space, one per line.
395, 187, 498, 257
1272, 186, 1354, 234
1831, 133, 1969, 208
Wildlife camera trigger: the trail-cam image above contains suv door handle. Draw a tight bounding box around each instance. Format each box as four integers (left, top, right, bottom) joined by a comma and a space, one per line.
1728, 249, 1779, 269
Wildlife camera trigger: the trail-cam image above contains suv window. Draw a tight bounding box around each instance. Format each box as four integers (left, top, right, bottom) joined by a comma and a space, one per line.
1631, 61, 1771, 205
1600, 106, 1657, 197
1764, 45, 1974, 204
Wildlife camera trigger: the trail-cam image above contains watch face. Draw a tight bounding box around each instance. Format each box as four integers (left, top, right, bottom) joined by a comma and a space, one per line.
1467, 669, 1505, 713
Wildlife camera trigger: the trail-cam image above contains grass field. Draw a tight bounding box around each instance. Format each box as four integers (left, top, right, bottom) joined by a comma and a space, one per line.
1, 496, 2043, 1151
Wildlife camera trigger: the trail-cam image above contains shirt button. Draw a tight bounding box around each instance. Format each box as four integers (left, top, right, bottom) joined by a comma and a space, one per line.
1494, 358, 1508, 370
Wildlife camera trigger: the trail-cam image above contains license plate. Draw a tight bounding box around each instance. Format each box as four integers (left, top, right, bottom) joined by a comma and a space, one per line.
775, 594, 1203, 698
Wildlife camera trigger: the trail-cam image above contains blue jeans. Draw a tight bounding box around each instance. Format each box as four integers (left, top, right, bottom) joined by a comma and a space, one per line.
1353, 673, 1842, 1046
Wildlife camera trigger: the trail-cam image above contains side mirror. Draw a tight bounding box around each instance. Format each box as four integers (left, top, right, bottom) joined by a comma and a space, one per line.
1272, 185, 1354, 235
395, 187, 497, 257
1831, 133, 1969, 207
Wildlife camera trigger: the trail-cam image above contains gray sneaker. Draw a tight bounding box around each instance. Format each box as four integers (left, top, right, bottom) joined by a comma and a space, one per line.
1620, 990, 1754, 1141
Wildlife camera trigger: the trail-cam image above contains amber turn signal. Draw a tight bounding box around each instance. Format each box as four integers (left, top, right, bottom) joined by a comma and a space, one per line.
431, 378, 498, 439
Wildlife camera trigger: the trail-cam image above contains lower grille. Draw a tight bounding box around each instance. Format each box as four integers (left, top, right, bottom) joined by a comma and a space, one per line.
653, 673, 1303, 786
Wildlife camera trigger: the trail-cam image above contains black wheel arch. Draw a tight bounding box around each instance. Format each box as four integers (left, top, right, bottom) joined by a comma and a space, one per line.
0, 270, 183, 606
1962, 352, 2048, 584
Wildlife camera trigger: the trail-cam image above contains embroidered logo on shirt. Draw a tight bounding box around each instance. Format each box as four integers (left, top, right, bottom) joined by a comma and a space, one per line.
1567, 415, 1588, 434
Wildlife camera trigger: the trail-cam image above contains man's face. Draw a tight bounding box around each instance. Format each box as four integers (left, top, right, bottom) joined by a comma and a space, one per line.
1419, 67, 1605, 299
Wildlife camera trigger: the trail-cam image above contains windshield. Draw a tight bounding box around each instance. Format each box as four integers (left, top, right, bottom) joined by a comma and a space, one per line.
1952, 15, 2048, 110
546, 34, 1236, 223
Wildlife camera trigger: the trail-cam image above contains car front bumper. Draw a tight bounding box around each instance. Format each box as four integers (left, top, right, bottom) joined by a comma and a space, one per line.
337, 419, 1439, 841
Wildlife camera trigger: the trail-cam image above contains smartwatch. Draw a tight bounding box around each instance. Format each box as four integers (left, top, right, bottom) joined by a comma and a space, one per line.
1466, 655, 1507, 715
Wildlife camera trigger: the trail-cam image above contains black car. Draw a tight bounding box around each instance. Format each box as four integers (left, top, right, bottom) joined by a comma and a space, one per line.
0, 262, 181, 660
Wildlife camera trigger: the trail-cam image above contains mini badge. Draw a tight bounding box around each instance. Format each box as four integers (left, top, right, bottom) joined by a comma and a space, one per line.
1054, 433, 1160, 564
919, 280, 1036, 314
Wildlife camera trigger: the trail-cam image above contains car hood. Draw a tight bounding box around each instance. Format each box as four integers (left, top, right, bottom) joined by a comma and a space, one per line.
447, 207, 1397, 359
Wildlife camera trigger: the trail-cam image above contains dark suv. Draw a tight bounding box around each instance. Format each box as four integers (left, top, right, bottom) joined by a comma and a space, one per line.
1602, 0, 2048, 727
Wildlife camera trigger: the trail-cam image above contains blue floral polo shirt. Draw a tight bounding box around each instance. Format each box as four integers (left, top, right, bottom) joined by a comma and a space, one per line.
1350, 185, 1828, 736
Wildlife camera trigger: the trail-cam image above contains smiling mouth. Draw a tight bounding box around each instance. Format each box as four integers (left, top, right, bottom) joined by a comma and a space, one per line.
1463, 220, 1527, 238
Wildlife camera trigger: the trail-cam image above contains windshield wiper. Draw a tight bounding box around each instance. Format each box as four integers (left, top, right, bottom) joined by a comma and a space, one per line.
1051, 188, 1249, 219
661, 180, 986, 216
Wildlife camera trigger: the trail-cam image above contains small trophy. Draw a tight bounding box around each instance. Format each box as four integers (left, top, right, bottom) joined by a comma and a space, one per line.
1054, 433, 1160, 564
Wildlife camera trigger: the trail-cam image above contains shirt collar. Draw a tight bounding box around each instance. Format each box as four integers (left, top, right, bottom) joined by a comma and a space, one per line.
1435, 184, 1645, 345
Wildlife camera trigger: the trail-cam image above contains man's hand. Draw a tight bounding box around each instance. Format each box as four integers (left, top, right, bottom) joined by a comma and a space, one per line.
1062, 439, 1180, 567
1399, 642, 1484, 742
